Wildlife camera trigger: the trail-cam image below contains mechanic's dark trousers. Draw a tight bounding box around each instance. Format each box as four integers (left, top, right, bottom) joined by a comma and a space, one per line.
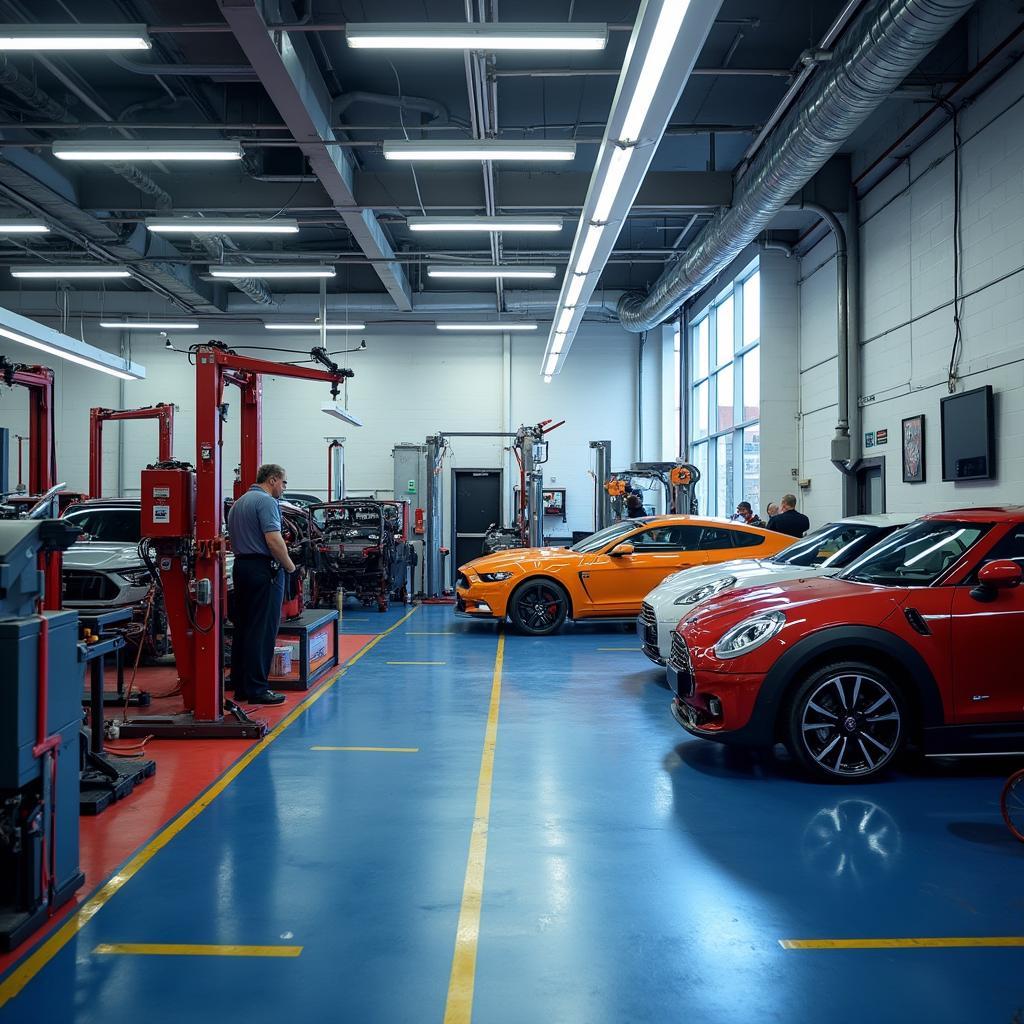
230, 555, 285, 700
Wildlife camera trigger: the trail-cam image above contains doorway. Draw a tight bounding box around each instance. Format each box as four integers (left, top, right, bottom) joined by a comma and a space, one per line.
451, 469, 502, 581
855, 458, 886, 514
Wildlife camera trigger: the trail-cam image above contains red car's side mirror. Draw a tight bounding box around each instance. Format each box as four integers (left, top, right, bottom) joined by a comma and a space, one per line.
971, 559, 1023, 602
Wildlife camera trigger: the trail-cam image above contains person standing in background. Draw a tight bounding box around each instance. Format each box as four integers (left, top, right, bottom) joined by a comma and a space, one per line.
767, 494, 810, 538
765, 502, 779, 520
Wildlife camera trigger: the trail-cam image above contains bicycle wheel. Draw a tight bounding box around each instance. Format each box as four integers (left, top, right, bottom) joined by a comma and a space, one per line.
1000, 768, 1024, 843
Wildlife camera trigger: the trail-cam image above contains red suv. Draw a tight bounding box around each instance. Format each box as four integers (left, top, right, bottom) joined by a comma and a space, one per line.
668, 508, 1024, 780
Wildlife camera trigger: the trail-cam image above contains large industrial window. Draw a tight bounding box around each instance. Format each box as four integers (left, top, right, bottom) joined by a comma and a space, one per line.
689, 262, 760, 517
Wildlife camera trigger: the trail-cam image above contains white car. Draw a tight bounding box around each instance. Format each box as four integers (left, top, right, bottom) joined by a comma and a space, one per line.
637, 513, 918, 665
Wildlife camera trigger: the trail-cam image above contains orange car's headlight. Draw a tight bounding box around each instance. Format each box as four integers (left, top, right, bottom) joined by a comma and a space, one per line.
478, 571, 514, 582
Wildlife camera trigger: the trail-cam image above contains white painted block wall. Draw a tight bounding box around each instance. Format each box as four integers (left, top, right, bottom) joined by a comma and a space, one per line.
797, 0, 1024, 524
0, 314, 639, 538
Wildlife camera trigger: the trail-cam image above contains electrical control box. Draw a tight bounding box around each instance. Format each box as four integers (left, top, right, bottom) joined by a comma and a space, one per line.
141, 467, 195, 537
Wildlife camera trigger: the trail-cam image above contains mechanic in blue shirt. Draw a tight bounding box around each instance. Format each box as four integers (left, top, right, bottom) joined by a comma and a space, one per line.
227, 463, 296, 705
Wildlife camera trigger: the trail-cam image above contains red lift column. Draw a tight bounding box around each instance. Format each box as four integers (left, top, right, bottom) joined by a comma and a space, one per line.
88, 403, 175, 498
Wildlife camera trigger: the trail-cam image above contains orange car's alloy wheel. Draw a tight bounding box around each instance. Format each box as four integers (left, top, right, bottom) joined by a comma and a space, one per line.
510, 580, 568, 635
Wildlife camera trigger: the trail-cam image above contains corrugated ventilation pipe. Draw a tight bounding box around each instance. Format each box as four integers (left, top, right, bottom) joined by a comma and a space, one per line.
617, 0, 977, 333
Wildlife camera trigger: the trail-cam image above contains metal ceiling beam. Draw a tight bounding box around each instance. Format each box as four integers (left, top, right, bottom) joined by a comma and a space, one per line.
218, 0, 413, 311
76, 169, 732, 215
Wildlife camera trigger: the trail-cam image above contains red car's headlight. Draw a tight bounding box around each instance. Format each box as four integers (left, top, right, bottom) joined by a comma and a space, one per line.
713, 611, 786, 660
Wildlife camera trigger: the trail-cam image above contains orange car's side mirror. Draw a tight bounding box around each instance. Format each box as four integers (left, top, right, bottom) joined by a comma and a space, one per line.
609, 543, 634, 557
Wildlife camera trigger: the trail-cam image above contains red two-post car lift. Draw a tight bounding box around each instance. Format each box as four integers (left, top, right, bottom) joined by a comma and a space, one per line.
121, 342, 352, 740
88, 403, 175, 497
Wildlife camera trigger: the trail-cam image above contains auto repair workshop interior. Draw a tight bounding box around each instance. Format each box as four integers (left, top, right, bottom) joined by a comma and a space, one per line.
3, 1, 1024, 1022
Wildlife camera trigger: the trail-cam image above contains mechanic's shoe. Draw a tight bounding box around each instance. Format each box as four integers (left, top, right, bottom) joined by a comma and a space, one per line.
247, 690, 286, 705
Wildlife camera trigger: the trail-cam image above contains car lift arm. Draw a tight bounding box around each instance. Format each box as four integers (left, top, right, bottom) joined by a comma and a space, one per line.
88, 403, 175, 498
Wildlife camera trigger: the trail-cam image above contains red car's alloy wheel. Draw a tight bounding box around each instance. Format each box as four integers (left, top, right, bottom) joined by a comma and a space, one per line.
1001, 769, 1024, 843
793, 667, 903, 780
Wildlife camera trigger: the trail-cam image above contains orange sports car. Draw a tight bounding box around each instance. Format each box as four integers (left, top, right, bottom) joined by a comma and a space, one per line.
455, 515, 793, 635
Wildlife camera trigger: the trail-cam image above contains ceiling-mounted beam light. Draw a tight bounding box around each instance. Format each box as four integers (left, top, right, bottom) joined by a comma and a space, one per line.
541, 0, 724, 378
408, 216, 563, 233
0, 24, 150, 51
53, 140, 243, 162
264, 322, 365, 331
209, 265, 335, 279
0, 220, 49, 234
436, 323, 539, 332
427, 265, 556, 279
100, 321, 200, 330
384, 140, 575, 162
0, 305, 145, 379
346, 22, 607, 51
146, 217, 299, 235
321, 402, 363, 426
11, 264, 130, 279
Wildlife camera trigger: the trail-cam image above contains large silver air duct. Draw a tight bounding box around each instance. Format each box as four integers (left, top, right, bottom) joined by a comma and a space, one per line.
617, 0, 977, 333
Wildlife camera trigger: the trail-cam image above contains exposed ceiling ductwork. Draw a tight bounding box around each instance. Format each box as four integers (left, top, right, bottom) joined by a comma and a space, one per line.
617, 0, 979, 333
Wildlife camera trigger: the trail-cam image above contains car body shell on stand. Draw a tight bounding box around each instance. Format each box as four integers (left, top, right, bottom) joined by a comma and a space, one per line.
455, 515, 794, 635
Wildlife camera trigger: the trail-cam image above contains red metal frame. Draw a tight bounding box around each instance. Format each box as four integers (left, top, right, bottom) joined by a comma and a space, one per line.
88, 403, 174, 497
2, 359, 61, 610
154, 345, 349, 731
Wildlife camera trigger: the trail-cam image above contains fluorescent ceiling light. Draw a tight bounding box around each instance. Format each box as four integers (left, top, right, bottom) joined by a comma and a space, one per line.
427, 265, 556, 279
321, 402, 363, 426
100, 321, 199, 330
565, 275, 586, 308
544, 353, 558, 375
592, 146, 633, 223
436, 323, 539, 332
556, 308, 574, 334
264, 323, 365, 331
0, 221, 49, 234
0, 306, 145, 380
620, 3, 690, 142
210, 265, 335, 279
53, 141, 243, 162
0, 24, 150, 51
574, 226, 605, 276
543, 374, 552, 383
384, 140, 575, 162
346, 23, 607, 51
146, 217, 298, 235
551, 336, 564, 355
11, 264, 130, 279
408, 216, 563, 233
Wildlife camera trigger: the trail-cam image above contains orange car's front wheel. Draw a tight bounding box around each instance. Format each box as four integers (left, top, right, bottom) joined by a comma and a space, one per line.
509, 579, 569, 636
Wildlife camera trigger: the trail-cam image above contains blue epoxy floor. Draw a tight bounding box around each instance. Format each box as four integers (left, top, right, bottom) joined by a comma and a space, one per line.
3, 605, 1022, 1023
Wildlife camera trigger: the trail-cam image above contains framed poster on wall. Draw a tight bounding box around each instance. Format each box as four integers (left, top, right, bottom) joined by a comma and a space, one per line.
901, 414, 925, 483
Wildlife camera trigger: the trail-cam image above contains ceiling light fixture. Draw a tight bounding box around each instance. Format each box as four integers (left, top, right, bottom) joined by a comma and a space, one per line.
100, 321, 199, 330
408, 216, 563, 233
11, 264, 130, 279
209, 265, 335, 279
53, 140, 244, 162
0, 24, 151, 51
436, 323, 539, 332
541, 0, 722, 378
0, 306, 144, 379
321, 402, 363, 426
345, 22, 608, 51
543, 374, 552, 383
384, 140, 575, 162
427, 265, 556, 279
264, 322, 365, 331
146, 217, 299, 235
0, 221, 49, 234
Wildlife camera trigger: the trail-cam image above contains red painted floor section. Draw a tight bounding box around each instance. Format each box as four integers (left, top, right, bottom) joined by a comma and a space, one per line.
0, 633, 374, 975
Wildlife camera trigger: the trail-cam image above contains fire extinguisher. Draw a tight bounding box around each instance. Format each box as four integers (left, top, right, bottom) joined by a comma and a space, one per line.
414, 508, 425, 535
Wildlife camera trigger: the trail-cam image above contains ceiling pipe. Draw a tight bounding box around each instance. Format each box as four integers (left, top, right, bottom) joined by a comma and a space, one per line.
617, 0, 979, 334
332, 90, 457, 126
107, 53, 258, 79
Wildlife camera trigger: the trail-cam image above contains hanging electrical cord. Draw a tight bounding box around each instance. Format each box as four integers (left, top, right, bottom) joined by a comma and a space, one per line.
942, 100, 965, 393
389, 60, 428, 217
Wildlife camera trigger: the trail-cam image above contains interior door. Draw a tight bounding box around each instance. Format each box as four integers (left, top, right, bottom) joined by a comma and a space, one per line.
452, 469, 502, 581
951, 524, 1024, 723
856, 461, 886, 514
580, 523, 709, 613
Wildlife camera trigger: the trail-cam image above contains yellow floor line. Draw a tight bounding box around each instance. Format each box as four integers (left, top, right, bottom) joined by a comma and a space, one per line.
310, 746, 419, 753
443, 631, 505, 1024
94, 943, 302, 958
781, 937, 1024, 950
387, 660, 446, 665
0, 604, 419, 1010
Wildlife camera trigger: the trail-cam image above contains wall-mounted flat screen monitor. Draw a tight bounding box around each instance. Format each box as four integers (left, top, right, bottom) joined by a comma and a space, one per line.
940, 385, 995, 481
